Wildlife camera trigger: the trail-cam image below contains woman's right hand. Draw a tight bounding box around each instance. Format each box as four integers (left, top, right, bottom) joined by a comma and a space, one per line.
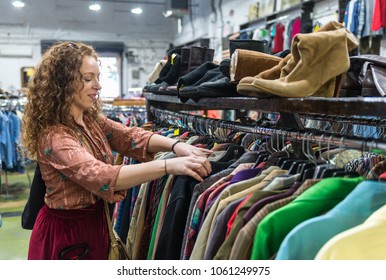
165, 155, 212, 182
115, 154, 212, 191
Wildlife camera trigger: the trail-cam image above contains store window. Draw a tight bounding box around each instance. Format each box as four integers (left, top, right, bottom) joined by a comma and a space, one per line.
99, 52, 121, 99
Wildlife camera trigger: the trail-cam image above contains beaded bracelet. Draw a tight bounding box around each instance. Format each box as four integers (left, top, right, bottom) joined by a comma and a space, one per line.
171, 140, 181, 154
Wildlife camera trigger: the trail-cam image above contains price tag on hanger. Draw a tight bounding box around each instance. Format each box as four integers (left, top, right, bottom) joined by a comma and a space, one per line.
174, 128, 180, 136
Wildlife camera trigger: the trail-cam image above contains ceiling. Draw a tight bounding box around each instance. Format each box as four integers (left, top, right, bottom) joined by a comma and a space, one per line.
0, 0, 178, 44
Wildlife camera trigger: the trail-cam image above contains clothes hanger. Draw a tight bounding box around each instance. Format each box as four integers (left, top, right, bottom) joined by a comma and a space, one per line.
311, 134, 335, 179
275, 130, 294, 166
331, 170, 360, 177
251, 127, 272, 168
217, 144, 246, 162
215, 119, 234, 144
280, 132, 301, 169
197, 118, 215, 146
288, 132, 315, 175
293, 132, 318, 179
264, 130, 292, 167
202, 119, 245, 161
319, 136, 350, 178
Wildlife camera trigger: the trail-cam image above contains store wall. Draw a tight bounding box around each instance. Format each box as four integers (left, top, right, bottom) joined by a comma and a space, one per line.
312, 0, 339, 24
172, 0, 342, 60
0, 40, 168, 97
0, 43, 41, 93
173, 0, 386, 59
173, 0, 257, 60
1, 0, 385, 96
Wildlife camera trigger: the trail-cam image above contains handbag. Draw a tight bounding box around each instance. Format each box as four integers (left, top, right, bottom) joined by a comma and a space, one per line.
104, 201, 130, 260
341, 54, 386, 97
21, 163, 46, 230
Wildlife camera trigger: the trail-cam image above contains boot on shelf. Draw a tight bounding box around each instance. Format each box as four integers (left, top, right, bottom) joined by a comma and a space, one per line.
239, 28, 351, 98
236, 54, 291, 97
236, 20, 359, 98
159, 46, 191, 94
230, 49, 282, 84
147, 47, 181, 93
143, 59, 167, 91
180, 46, 191, 77
187, 46, 215, 73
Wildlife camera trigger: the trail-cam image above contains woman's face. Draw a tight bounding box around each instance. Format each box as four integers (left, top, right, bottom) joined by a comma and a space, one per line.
72, 56, 101, 114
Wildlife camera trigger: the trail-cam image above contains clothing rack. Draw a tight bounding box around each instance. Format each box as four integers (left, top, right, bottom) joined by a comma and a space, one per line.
102, 103, 146, 114
299, 114, 386, 127
0, 97, 27, 109
298, 114, 386, 140
150, 106, 386, 153
238, 4, 302, 34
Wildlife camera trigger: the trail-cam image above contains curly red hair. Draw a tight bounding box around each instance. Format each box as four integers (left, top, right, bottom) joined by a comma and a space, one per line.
21, 41, 102, 159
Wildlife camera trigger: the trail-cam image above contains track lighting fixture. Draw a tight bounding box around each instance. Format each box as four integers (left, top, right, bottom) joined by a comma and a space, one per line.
12, 0, 25, 8
89, 2, 101, 11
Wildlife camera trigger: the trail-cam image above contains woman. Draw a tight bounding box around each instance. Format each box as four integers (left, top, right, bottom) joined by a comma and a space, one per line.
21, 41, 212, 260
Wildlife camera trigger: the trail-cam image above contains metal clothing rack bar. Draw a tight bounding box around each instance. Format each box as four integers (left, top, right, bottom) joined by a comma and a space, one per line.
102, 104, 146, 114
0, 97, 27, 108
150, 106, 386, 152
299, 114, 386, 128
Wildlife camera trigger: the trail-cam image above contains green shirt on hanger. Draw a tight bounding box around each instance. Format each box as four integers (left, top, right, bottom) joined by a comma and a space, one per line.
190, 166, 280, 260
250, 176, 364, 260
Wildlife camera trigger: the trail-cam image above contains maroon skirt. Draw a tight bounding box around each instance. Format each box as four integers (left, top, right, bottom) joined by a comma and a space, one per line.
28, 199, 109, 260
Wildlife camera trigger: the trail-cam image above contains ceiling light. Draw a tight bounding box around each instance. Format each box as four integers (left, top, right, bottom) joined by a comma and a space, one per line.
131, 7, 143, 15
89, 3, 101, 11
12, 1, 25, 8
162, 10, 173, 18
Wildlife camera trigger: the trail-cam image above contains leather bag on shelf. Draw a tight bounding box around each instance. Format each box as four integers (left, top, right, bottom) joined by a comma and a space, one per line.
341, 54, 386, 97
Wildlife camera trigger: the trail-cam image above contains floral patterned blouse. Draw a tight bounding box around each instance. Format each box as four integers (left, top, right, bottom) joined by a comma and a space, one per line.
37, 114, 154, 210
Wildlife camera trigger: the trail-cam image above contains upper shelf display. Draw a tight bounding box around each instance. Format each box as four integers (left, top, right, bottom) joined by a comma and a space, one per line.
144, 92, 386, 119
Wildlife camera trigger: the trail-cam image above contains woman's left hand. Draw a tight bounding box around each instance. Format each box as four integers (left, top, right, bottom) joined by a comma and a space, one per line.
173, 141, 213, 158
